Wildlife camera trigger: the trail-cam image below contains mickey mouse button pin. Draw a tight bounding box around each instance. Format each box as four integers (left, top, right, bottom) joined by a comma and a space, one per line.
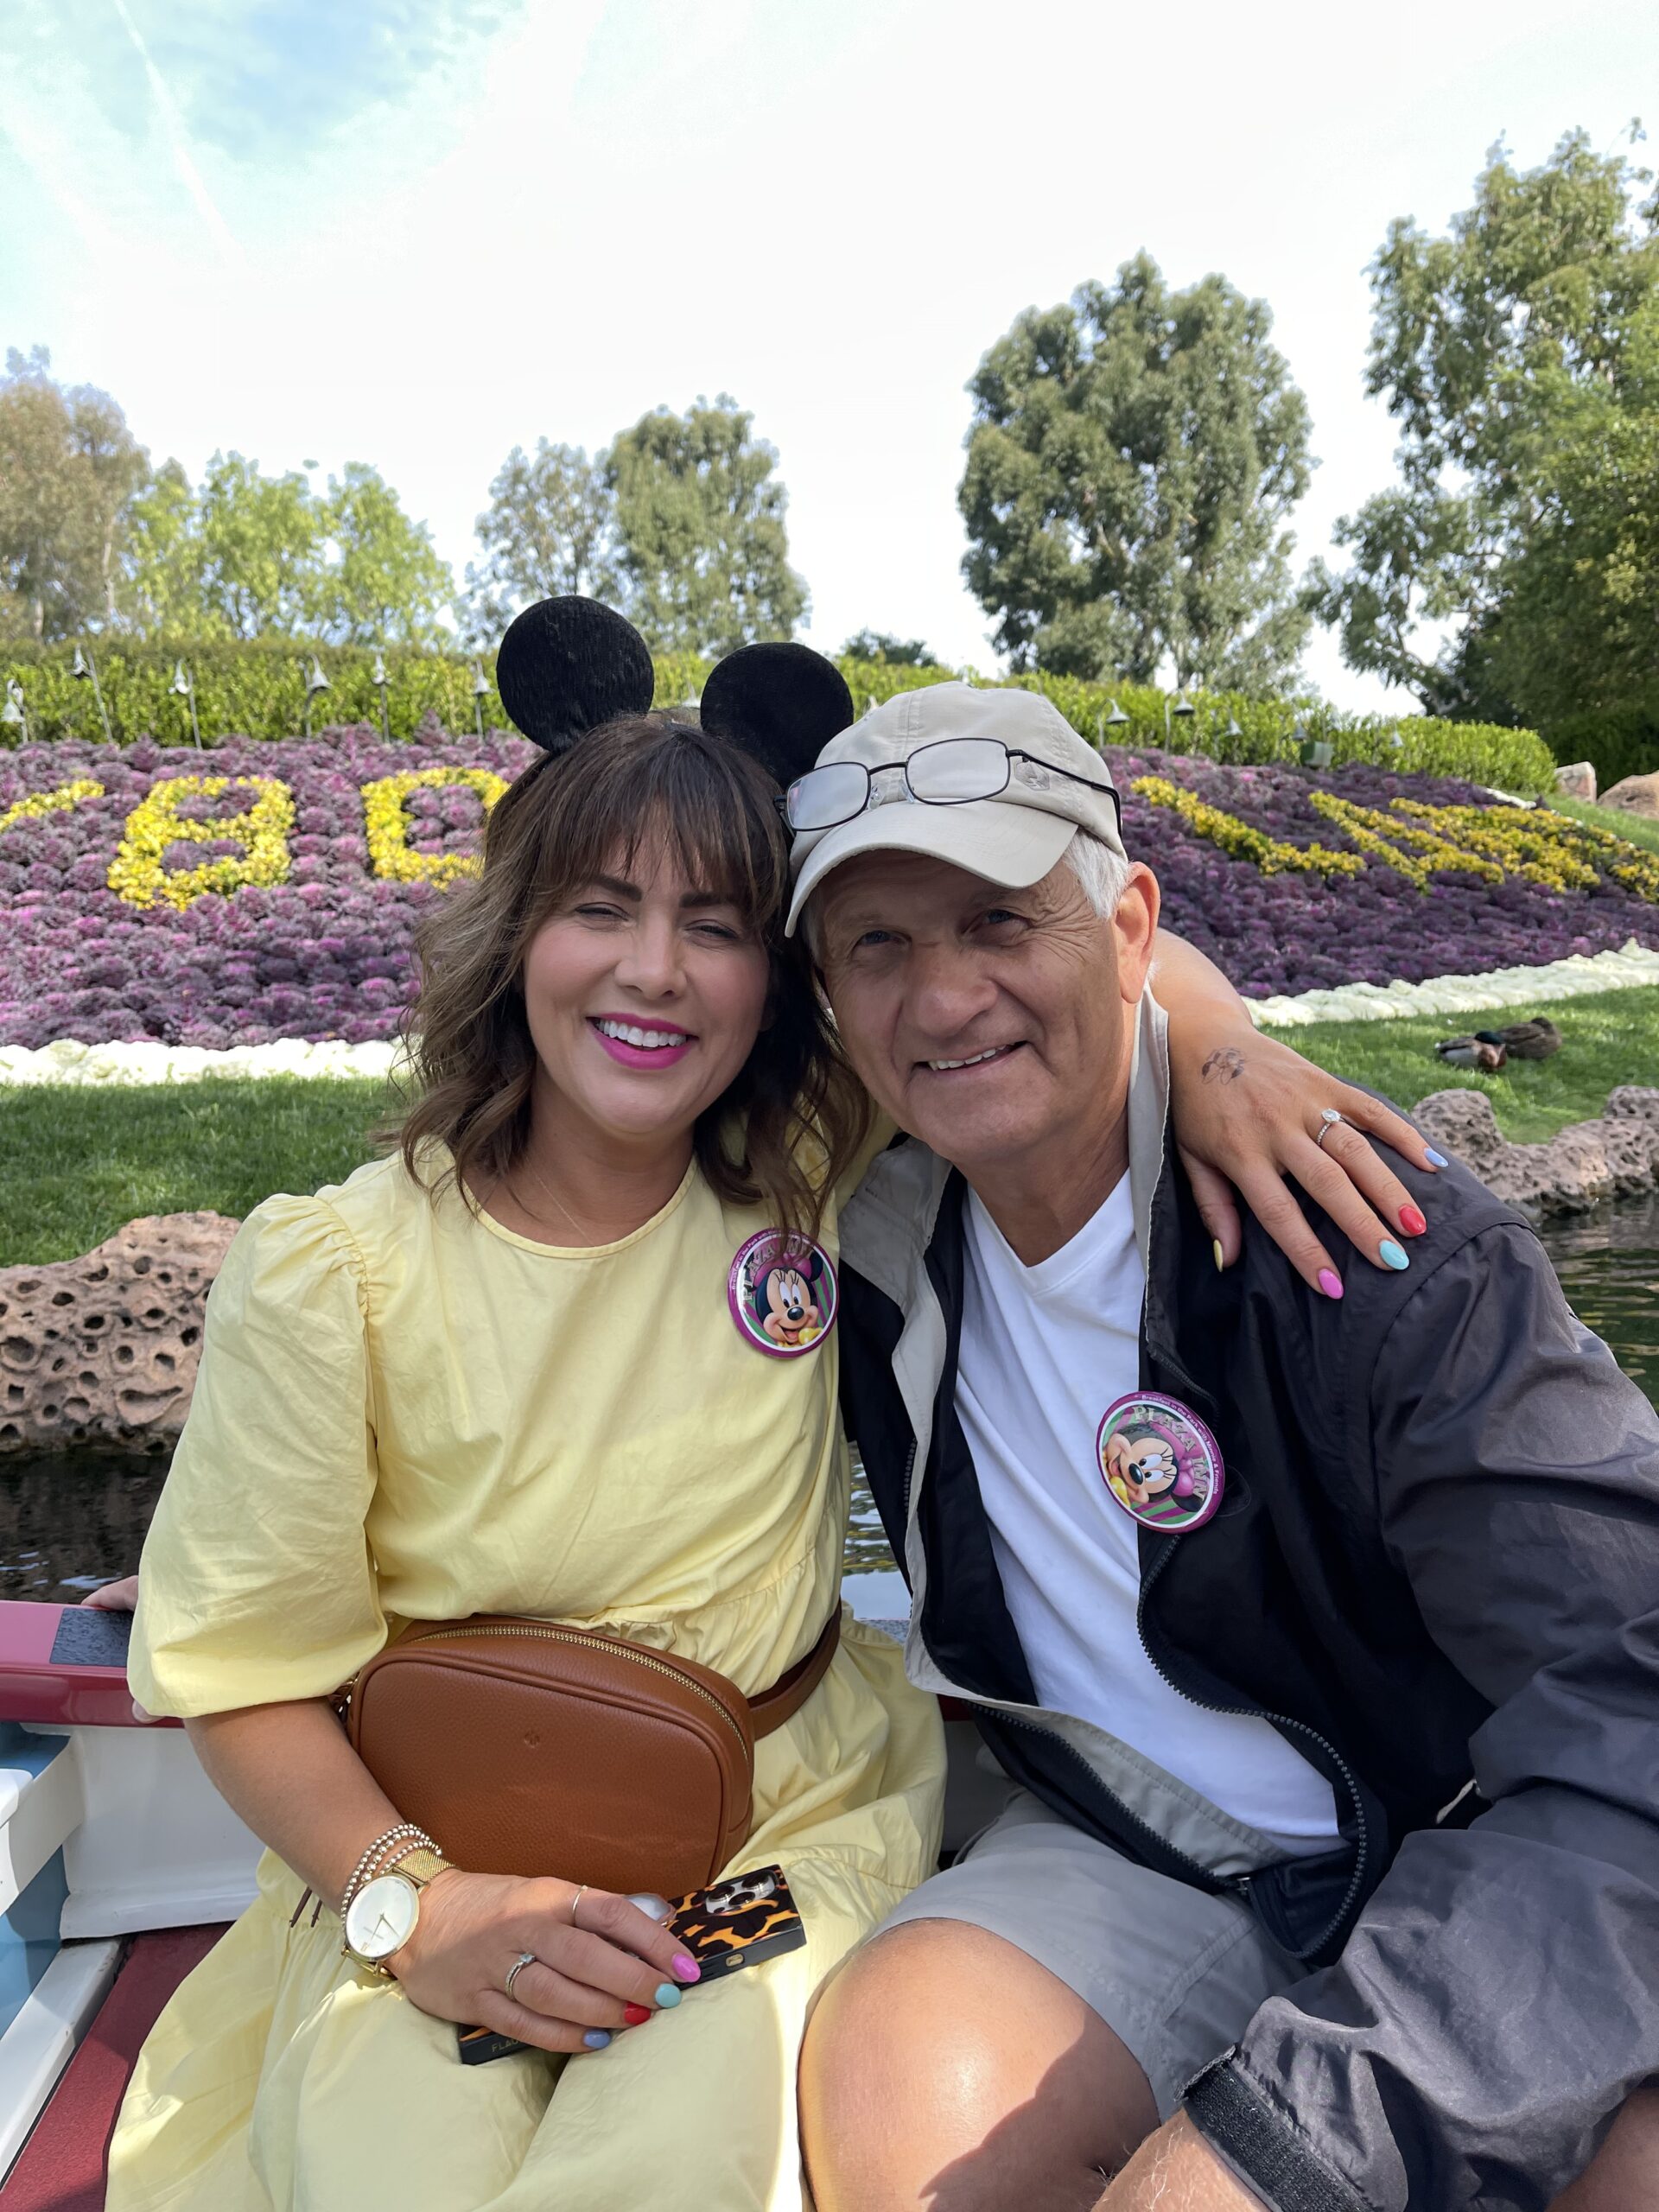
1096, 1392, 1224, 1533
728, 1231, 838, 1357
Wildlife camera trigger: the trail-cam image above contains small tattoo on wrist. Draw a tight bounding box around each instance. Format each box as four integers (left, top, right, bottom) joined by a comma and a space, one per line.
1201, 1047, 1246, 1084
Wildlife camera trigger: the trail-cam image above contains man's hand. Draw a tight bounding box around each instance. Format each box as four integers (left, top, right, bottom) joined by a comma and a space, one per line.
1094, 2113, 1266, 2209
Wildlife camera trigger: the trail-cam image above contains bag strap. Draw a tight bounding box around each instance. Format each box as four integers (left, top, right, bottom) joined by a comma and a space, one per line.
747, 1610, 841, 1738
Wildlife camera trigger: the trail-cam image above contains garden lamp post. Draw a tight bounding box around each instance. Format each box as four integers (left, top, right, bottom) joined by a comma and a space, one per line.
1223, 715, 1243, 762
70, 643, 114, 744
471, 660, 490, 740
1165, 691, 1196, 748
372, 652, 391, 742
168, 658, 202, 750
2, 679, 26, 742
302, 656, 330, 740
1096, 697, 1130, 749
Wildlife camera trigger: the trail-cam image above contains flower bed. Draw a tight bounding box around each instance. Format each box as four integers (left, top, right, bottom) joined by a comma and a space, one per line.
1, 735, 1656, 1050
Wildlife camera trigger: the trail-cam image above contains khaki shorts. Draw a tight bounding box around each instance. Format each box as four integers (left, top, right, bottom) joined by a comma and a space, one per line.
872, 1785, 1300, 2117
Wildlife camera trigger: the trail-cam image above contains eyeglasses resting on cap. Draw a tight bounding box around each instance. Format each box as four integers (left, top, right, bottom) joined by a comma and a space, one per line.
779, 736, 1122, 836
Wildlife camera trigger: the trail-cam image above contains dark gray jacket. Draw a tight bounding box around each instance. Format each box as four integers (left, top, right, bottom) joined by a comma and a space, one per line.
836, 995, 1659, 2209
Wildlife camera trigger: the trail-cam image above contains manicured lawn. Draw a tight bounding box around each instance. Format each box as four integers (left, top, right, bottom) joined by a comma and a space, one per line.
1548, 796, 1659, 858
0, 1077, 391, 1266
3, 982, 1658, 1265
1285, 983, 1659, 1143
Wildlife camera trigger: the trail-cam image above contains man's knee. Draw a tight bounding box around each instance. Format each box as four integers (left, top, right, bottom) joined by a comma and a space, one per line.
801, 1919, 1157, 2212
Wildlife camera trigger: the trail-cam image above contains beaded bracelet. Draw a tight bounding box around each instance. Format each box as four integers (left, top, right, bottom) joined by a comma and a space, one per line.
289, 1821, 440, 1931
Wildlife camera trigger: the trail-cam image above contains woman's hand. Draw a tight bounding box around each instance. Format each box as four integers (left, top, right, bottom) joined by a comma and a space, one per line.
1150, 927, 1443, 1291
389, 1871, 701, 2054
1167, 1021, 1442, 1293
81, 1575, 141, 1611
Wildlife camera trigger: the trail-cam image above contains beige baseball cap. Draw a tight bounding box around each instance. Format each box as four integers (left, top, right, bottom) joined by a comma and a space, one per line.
785, 682, 1124, 936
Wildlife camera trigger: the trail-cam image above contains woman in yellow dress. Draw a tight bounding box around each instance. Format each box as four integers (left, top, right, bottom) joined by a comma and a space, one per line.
106, 601, 1433, 2212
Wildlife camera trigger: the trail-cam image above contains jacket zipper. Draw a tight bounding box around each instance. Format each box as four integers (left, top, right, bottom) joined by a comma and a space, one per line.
1135, 1543, 1371, 1960
386, 1624, 751, 1751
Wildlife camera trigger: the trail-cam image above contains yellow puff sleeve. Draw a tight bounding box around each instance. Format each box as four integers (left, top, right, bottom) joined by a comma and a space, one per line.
129, 1194, 385, 1719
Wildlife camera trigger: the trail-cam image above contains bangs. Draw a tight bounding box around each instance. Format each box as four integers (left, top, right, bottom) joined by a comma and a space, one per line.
524, 718, 785, 931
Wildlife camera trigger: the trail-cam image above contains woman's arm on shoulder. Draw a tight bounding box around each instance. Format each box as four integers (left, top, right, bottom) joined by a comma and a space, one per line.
1150, 929, 1444, 1293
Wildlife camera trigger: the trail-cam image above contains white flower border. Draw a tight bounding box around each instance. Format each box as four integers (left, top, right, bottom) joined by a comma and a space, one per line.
2, 938, 1656, 1084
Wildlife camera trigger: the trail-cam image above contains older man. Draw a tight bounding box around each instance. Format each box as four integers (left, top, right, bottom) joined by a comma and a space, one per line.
791, 683, 1659, 2212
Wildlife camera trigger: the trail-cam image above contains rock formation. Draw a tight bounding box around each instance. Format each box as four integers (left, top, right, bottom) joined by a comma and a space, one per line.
1600, 771, 1659, 819
1553, 761, 1597, 802
1410, 1086, 1659, 1218
0, 1213, 239, 1456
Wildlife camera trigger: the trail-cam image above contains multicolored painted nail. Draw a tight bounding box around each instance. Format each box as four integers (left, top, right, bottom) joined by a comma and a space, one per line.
584, 2029, 612, 2050
1212, 1239, 1225, 1273
672, 1954, 701, 1982
1317, 1268, 1344, 1300
1379, 1239, 1410, 1271
654, 1982, 683, 2008
1424, 1148, 1449, 1169
624, 2004, 652, 2026
1399, 1204, 1427, 1237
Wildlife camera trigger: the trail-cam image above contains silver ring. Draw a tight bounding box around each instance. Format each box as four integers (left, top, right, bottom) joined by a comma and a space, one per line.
1314, 1108, 1345, 1151
504, 1949, 537, 2001
569, 1884, 589, 1928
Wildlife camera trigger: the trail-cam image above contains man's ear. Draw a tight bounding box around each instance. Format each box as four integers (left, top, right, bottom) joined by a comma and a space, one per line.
1112, 864, 1160, 1005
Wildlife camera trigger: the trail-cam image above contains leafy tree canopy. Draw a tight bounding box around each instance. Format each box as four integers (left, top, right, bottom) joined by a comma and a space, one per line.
957, 256, 1314, 694
1310, 128, 1659, 723
607, 396, 808, 657
0, 347, 149, 642
841, 629, 941, 665
459, 439, 620, 649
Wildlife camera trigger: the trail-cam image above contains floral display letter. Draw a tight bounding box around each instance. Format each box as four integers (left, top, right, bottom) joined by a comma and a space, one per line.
107, 775, 296, 911
360, 766, 510, 887
0, 779, 105, 840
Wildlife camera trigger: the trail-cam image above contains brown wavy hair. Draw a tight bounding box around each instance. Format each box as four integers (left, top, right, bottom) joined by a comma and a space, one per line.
395, 714, 868, 1238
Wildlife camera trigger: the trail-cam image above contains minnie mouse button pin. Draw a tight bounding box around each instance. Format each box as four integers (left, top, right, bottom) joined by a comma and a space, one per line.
728, 1231, 838, 1358
1096, 1392, 1224, 1533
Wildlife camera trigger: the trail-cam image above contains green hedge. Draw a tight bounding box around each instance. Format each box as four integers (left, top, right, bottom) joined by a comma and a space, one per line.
0, 638, 1560, 795
1545, 703, 1659, 794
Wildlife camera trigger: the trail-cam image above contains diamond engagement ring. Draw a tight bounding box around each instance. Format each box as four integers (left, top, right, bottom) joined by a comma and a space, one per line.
1315, 1108, 1346, 1151
504, 1950, 537, 2001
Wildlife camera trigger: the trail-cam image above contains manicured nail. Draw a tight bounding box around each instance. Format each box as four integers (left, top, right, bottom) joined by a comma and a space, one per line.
1379, 1239, 1410, 1271
623, 2003, 652, 2026
584, 2029, 612, 2050
1212, 1239, 1225, 1273
672, 1954, 701, 1983
1317, 1268, 1344, 1300
1424, 1148, 1449, 1169
1398, 1204, 1427, 1237
653, 1982, 683, 2008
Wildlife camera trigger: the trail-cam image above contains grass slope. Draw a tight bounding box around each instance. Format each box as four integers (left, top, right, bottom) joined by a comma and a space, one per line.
1548, 796, 1659, 857
0, 1077, 390, 1267
1287, 983, 1659, 1144
3, 983, 1657, 1264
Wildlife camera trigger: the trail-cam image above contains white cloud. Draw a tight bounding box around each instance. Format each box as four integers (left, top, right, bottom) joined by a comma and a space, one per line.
3, 0, 1656, 709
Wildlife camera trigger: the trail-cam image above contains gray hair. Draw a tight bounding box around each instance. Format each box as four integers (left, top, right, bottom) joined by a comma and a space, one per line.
799, 827, 1130, 961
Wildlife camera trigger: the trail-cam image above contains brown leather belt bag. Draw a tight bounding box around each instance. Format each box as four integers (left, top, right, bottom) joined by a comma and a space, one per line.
346, 1610, 840, 1897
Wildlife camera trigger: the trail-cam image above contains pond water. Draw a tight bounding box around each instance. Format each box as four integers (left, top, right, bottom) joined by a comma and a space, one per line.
3, 1198, 1656, 1608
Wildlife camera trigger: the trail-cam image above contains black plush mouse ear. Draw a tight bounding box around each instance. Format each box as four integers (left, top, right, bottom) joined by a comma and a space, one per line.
494, 596, 656, 755
699, 643, 855, 792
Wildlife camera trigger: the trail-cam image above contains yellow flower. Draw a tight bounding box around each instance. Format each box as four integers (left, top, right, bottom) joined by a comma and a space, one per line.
0, 778, 104, 839
359, 766, 509, 888
1131, 777, 1363, 877
108, 776, 296, 911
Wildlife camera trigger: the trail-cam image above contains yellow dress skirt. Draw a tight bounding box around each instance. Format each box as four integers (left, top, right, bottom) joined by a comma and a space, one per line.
107, 1151, 944, 2212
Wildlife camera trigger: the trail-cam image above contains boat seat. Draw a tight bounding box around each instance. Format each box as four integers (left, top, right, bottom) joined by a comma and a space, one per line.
1, 1926, 224, 2209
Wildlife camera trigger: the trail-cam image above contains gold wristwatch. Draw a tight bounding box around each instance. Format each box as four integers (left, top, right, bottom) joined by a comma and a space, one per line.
342, 1847, 449, 1979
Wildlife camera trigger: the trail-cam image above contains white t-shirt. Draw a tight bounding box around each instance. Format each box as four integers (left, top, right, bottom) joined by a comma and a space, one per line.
957, 1177, 1339, 1854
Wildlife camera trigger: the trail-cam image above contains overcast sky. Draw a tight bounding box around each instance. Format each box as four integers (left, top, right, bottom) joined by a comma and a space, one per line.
3, 0, 1654, 710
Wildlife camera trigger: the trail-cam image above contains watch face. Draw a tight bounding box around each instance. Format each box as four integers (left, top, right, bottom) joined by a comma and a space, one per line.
345, 1873, 419, 1961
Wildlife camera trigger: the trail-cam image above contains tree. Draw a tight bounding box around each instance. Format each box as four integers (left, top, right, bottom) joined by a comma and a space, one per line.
192, 452, 321, 639
841, 629, 941, 665
1309, 130, 1659, 721
118, 460, 205, 639
606, 397, 808, 656
459, 439, 620, 646
957, 257, 1314, 693
0, 346, 149, 641
313, 462, 454, 645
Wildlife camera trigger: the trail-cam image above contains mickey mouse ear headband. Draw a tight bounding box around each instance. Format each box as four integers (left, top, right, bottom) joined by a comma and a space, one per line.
494, 596, 855, 788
